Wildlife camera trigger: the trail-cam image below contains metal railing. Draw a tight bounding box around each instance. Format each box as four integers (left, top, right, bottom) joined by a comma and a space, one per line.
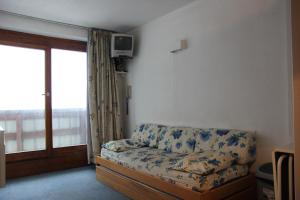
0, 109, 87, 153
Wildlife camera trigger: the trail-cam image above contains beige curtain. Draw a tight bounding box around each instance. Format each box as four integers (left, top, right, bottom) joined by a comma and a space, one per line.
87, 29, 123, 162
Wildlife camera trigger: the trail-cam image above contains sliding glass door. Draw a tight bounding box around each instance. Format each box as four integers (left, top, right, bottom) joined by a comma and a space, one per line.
0, 29, 88, 178
51, 49, 87, 148
0, 45, 46, 154
0, 45, 88, 153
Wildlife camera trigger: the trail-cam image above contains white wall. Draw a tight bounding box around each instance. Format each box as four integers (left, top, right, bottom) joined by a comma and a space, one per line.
127, 0, 292, 166
0, 11, 87, 41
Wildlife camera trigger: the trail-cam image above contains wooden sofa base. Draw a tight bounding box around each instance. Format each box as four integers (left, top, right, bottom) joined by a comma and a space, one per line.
96, 156, 257, 200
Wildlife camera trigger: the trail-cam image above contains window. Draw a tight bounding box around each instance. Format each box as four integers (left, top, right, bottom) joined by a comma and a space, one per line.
0, 29, 87, 169
0, 45, 46, 153
51, 49, 87, 148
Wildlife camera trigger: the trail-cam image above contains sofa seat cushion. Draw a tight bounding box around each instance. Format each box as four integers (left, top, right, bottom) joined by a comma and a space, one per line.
102, 139, 145, 152
158, 127, 196, 153
212, 130, 256, 164
132, 124, 167, 147
170, 150, 237, 175
101, 147, 249, 192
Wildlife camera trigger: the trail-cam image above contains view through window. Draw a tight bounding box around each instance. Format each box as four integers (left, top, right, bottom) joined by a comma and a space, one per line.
0, 45, 87, 153
0, 45, 46, 153
51, 49, 87, 148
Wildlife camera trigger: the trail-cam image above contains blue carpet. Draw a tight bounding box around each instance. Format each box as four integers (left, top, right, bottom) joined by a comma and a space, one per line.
0, 166, 129, 200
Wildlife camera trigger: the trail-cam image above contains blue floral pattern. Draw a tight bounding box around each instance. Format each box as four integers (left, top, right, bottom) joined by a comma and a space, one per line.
102, 139, 145, 152
101, 147, 248, 192
171, 150, 237, 175
158, 127, 196, 154
100, 123, 256, 191
193, 128, 218, 153
132, 124, 167, 147
216, 129, 230, 136
212, 130, 256, 164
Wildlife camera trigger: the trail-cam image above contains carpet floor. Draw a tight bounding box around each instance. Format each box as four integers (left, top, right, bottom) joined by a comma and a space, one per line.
0, 166, 129, 200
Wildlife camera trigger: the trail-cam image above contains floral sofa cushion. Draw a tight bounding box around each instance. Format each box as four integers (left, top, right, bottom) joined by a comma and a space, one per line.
170, 150, 237, 175
132, 123, 167, 148
193, 128, 218, 153
101, 147, 249, 192
158, 127, 196, 154
102, 139, 145, 152
212, 129, 256, 164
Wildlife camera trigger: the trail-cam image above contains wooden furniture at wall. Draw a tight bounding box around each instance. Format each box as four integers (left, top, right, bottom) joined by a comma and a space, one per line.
272, 146, 295, 200
96, 156, 257, 200
292, 0, 300, 199
0, 127, 5, 187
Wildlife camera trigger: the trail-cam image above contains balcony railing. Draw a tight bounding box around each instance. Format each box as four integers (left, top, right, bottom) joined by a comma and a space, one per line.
0, 109, 87, 154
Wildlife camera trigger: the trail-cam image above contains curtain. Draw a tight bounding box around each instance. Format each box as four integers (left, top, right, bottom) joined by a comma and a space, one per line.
87, 29, 123, 162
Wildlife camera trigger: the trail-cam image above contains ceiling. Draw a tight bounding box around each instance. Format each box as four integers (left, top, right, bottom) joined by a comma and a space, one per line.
0, 0, 196, 32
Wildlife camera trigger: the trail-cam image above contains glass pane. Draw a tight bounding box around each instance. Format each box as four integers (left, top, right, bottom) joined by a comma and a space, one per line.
51, 49, 87, 148
0, 45, 46, 153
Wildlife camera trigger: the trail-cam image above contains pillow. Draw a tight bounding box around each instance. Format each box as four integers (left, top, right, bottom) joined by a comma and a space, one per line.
102, 139, 145, 152
131, 124, 146, 139
132, 124, 167, 147
212, 129, 256, 164
158, 127, 196, 154
193, 128, 218, 153
170, 150, 237, 175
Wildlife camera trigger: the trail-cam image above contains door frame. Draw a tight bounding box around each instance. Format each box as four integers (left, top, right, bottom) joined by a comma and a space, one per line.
0, 29, 88, 178
292, 0, 300, 198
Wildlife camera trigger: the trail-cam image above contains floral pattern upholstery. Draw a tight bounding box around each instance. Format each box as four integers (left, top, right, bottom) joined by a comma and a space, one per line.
193, 128, 218, 153
170, 150, 237, 175
212, 129, 256, 164
132, 124, 167, 148
102, 139, 145, 152
100, 123, 256, 191
101, 147, 248, 192
158, 127, 196, 154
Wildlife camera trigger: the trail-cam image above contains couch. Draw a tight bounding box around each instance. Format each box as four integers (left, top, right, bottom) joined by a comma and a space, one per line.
96, 123, 257, 200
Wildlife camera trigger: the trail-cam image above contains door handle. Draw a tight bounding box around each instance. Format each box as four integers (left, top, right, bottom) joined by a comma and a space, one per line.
42, 92, 50, 97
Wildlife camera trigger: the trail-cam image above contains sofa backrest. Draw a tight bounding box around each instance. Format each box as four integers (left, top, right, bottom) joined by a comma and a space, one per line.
211, 129, 256, 164
158, 127, 196, 154
132, 123, 256, 164
132, 123, 167, 148
193, 128, 219, 152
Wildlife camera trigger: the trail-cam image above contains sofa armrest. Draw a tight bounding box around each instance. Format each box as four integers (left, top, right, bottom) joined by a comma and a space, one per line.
102, 139, 145, 152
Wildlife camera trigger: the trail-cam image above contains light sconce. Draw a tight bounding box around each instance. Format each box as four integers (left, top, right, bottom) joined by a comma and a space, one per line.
170, 39, 188, 53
